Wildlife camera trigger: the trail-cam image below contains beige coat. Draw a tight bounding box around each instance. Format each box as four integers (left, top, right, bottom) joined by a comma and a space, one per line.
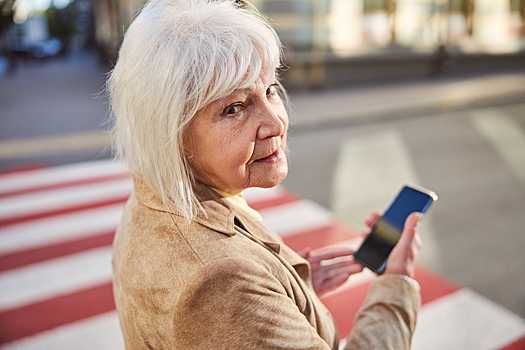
112, 179, 421, 349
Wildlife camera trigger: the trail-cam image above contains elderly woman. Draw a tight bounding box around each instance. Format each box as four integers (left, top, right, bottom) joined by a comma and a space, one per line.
108, 0, 422, 349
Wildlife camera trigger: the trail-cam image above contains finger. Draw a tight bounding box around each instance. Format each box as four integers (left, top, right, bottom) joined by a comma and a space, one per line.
321, 265, 364, 289
319, 256, 358, 269
309, 247, 356, 263
369, 210, 382, 220
384, 212, 421, 277
363, 210, 382, 228
399, 212, 421, 243
323, 262, 363, 278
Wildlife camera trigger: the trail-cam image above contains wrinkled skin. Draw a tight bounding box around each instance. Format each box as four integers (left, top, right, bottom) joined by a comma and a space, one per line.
187, 71, 421, 296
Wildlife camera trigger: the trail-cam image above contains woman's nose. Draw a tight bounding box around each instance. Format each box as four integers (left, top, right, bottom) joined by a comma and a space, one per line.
256, 104, 286, 140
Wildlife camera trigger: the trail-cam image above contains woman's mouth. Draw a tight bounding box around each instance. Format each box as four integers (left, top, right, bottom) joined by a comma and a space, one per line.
254, 148, 283, 164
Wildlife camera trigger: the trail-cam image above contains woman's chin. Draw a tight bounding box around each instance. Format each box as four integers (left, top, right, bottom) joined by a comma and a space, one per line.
248, 157, 288, 189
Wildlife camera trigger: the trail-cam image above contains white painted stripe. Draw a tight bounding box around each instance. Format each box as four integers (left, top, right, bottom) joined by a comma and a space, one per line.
0, 179, 133, 220
338, 337, 347, 350
0, 203, 124, 255
331, 129, 440, 270
0, 159, 128, 194
412, 288, 525, 350
332, 129, 419, 227
259, 199, 334, 237
471, 110, 525, 185
0, 311, 125, 350
242, 185, 288, 203
0, 246, 112, 311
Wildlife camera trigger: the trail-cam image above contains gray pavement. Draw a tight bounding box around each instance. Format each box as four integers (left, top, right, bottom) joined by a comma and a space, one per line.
287, 71, 525, 130
1, 50, 525, 318
283, 99, 525, 319
0, 50, 111, 169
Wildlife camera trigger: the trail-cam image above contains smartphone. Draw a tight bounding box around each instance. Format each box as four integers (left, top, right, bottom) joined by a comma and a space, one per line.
353, 184, 438, 274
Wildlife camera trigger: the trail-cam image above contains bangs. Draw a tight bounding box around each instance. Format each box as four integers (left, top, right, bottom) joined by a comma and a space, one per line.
180, 2, 282, 118
204, 36, 281, 106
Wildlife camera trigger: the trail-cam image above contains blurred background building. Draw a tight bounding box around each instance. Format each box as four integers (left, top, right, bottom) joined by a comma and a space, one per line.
1, 0, 524, 87
250, 0, 525, 87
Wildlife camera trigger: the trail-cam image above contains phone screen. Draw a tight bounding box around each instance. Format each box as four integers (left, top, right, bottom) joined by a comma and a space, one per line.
353, 185, 437, 273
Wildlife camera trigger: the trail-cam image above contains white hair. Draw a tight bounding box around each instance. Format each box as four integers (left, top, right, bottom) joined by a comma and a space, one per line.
107, 0, 283, 219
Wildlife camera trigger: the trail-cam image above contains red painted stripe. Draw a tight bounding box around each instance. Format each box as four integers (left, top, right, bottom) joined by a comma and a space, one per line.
0, 282, 115, 344
0, 163, 49, 175
0, 255, 462, 344
248, 191, 300, 211
413, 265, 461, 305
0, 196, 130, 228
321, 280, 370, 340
283, 222, 361, 252
0, 173, 132, 199
500, 335, 525, 350
0, 178, 465, 345
0, 231, 115, 273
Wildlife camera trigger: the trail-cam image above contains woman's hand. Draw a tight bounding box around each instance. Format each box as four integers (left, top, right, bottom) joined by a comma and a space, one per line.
298, 247, 363, 297
362, 210, 422, 277
297, 211, 381, 296
384, 212, 422, 278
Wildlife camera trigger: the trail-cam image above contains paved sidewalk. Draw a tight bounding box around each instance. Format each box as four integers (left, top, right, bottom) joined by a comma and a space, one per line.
288, 71, 525, 131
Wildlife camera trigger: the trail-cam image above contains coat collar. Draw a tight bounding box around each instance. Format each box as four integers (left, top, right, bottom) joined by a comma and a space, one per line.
133, 177, 308, 277
133, 177, 237, 236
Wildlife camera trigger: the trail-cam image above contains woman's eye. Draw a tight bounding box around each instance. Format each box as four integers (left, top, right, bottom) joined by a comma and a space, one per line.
224, 104, 243, 115
266, 84, 278, 96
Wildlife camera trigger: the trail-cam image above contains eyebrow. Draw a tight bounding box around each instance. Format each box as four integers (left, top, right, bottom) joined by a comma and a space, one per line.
234, 87, 253, 94
233, 81, 275, 95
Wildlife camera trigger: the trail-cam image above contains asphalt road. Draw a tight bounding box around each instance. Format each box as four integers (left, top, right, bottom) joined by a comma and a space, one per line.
283, 101, 525, 319
1, 50, 524, 319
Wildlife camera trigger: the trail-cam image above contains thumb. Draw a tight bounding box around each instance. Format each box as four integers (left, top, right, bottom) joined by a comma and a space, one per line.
400, 212, 421, 241
384, 212, 422, 277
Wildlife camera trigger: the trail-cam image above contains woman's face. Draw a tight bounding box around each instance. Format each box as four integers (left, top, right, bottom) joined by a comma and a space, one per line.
187, 73, 288, 195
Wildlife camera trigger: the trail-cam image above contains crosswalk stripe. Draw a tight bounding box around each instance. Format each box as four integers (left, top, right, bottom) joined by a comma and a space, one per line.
471, 109, 525, 186
0, 180, 132, 226
260, 199, 334, 237
326, 265, 461, 340
0, 231, 114, 272
0, 160, 523, 349
0, 246, 112, 311
0, 160, 129, 197
332, 128, 419, 228
0, 203, 124, 255
0, 311, 124, 350
0, 283, 115, 344
0, 200, 335, 311
248, 190, 300, 211
500, 336, 525, 350
412, 288, 525, 350
282, 222, 360, 252
243, 185, 289, 202
331, 128, 441, 271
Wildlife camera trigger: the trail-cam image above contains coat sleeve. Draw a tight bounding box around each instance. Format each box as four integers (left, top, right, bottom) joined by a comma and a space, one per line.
344, 274, 421, 350
172, 257, 333, 350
